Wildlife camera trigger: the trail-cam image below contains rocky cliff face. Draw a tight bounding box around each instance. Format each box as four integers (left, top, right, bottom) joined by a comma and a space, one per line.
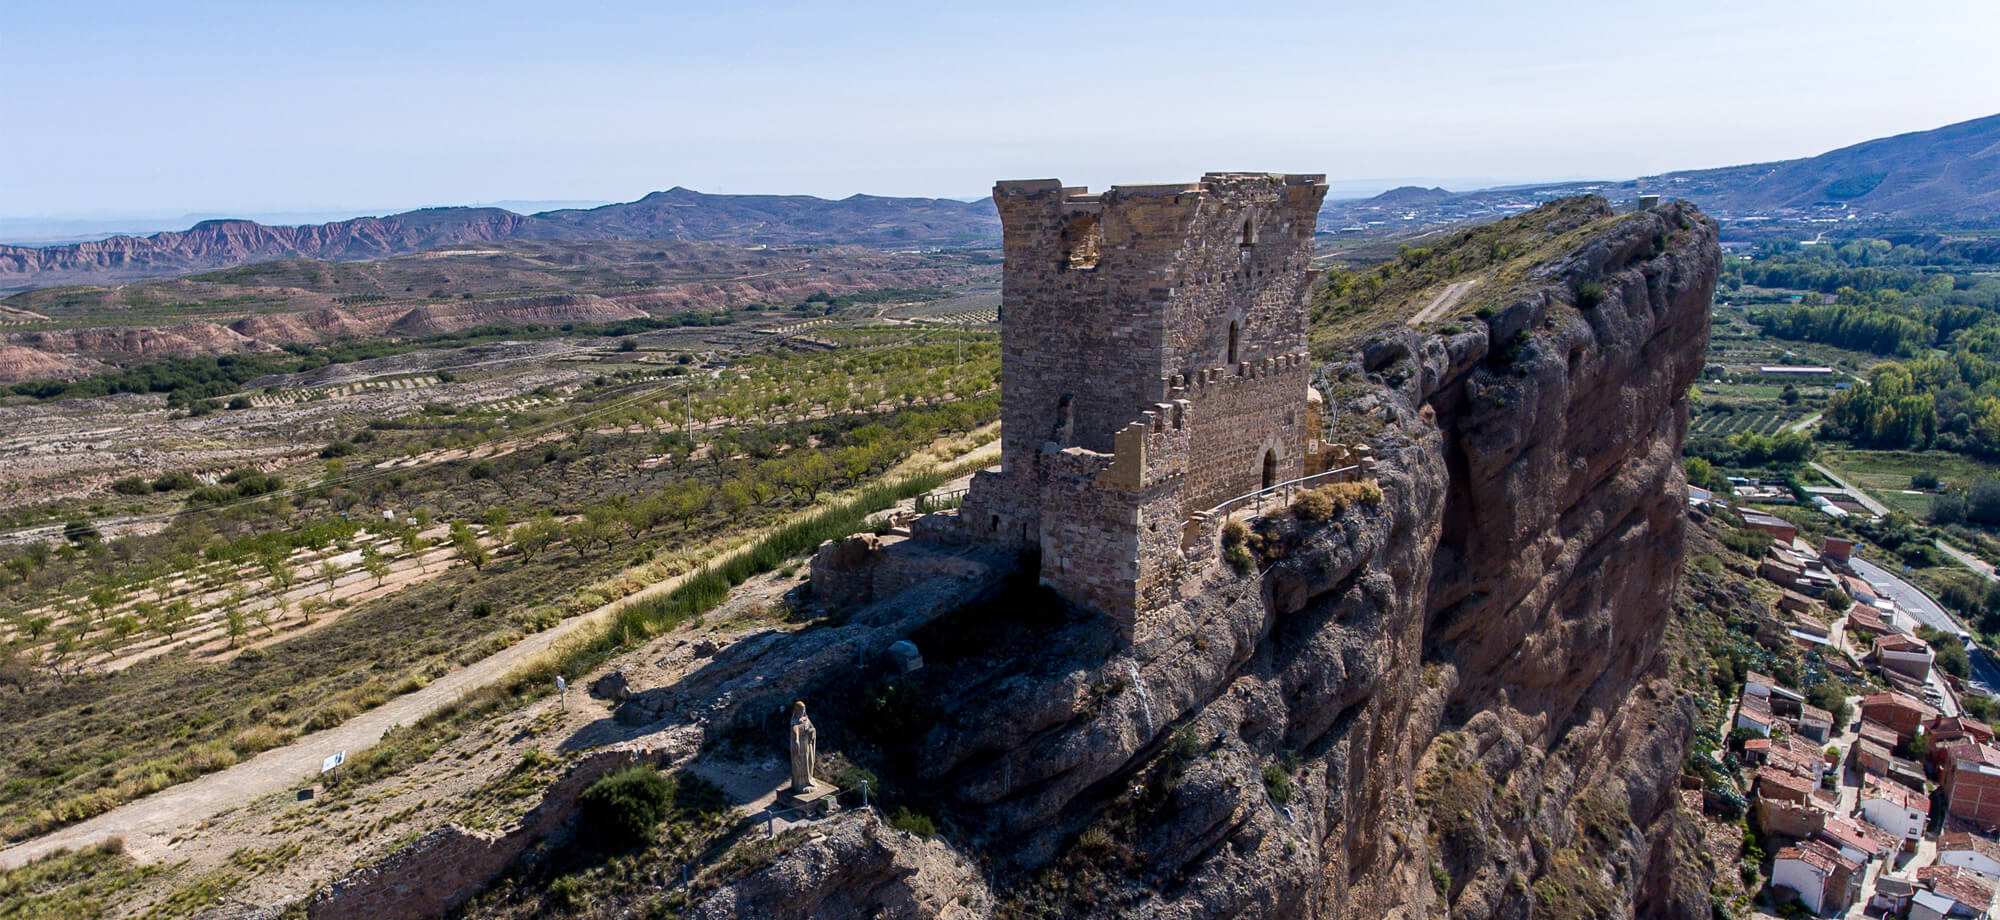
681, 199, 1720, 919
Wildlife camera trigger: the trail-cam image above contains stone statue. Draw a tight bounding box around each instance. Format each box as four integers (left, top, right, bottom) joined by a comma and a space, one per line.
788, 700, 816, 793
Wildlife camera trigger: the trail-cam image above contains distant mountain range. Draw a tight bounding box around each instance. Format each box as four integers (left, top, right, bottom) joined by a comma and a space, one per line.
1321, 112, 2000, 237
0, 189, 1000, 290
5, 112, 1997, 290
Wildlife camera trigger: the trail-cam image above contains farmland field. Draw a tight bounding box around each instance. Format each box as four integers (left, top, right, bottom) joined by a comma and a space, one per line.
1689, 408, 1805, 438
1819, 449, 1999, 519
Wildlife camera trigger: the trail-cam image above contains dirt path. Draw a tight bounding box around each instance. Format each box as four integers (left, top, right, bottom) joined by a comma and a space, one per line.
0, 435, 1000, 871
1785, 411, 1823, 434
1408, 279, 1477, 327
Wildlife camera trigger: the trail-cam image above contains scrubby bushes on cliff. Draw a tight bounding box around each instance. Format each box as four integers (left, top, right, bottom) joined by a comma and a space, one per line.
578, 766, 674, 849
1221, 521, 1254, 574
1288, 481, 1385, 521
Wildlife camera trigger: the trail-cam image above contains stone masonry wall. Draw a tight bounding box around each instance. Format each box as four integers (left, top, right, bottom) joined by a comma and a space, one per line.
861, 173, 1326, 631
308, 746, 653, 920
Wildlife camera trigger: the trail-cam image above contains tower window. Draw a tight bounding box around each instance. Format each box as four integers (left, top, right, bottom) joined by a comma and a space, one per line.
1240, 218, 1255, 247
1061, 213, 1101, 270
1227, 321, 1239, 365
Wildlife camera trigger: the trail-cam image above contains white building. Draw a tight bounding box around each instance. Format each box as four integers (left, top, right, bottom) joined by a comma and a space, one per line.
1859, 781, 1929, 845
1939, 832, 2000, 882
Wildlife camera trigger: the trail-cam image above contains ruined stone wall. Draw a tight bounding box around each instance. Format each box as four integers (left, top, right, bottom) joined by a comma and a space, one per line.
308, 746, 651, 920
1160, 173, 1321, 382
950, 173, 1325, 622
1173, 352, 1312, 512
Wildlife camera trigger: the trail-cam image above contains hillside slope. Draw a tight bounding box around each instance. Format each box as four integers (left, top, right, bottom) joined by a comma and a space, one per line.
1650, 112, 2000, 219
0, 192, 1001, 291
1321, 111, 2000, 229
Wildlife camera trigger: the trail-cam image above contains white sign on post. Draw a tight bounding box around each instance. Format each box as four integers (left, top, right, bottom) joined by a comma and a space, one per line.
321, 751, 345, 774
556, 676, 567, 710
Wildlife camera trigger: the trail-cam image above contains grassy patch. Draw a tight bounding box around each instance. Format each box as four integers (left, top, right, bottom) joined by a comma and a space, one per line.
0, 840, 158, 920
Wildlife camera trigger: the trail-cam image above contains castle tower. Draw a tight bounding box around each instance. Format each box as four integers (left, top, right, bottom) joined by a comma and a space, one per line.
812, 172, 1331, 635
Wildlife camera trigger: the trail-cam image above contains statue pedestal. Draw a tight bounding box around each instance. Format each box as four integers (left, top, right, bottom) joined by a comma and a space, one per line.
780, 779, 839, 815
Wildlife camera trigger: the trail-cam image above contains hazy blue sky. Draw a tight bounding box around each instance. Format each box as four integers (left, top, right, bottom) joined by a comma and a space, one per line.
4, 0, 1996, 218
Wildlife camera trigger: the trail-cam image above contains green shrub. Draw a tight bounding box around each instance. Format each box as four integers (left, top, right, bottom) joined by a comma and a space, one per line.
1291, 490, 1336, 520
887, 806, 938, 837
577, 766, 673, 849
1225, 543, 1255, 575
111, 477, 151, 496
1573, 281, 1606, 309
1221, 520, 1248, 546
1262, 763, 1293, 804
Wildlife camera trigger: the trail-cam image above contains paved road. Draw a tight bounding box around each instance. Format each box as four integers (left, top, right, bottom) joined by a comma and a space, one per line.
1850, 554, 2000, 693
1786, 411, 1823, 434
1810, 462, 1891, 516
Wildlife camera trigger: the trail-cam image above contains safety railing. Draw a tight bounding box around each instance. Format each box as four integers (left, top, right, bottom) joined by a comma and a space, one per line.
1205, 465, 1361, 520
916, 488, 968, 514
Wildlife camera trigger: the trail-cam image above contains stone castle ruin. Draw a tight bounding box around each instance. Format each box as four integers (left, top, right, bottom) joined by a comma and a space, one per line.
815, 172, 1334, 635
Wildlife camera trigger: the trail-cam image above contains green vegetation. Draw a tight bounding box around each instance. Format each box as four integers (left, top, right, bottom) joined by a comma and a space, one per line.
577, 766, 676, 849
1307, 196, 1665, 348
0, 330, 998, 843
0, 840, 158, 920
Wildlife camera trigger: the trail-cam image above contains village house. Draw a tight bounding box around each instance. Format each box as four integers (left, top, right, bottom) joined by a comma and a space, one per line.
1740, 736, 1771, 766
1794, 703, 1835, 743
1743, 510, 1799, 544
1823, 537, 1854, 563
1914, 864, 1997, 920
1943, 742, 2000, 830
1772, 840, 1864, 916
1737, 691, 1780, 737
1766, 732, 1830, 781
1758, 766, 1816, 805
1876, 632, 1938, 682
1863, 691, 1941, 742
1860, 719, 1902, 751
1779, 588, 1820, 619
1860, 778, 1931, 848
1819, 815, 1897, 865
1847, 603, 1895, 638
1934, 719, 2000, 773
1872, 876, 1918, 916
1746, 670, 1805, 703
1939, 831, 2000, 882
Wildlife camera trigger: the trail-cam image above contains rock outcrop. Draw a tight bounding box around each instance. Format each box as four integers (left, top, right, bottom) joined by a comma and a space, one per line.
717, 198, 1721, 919
305, 197, 1720, 920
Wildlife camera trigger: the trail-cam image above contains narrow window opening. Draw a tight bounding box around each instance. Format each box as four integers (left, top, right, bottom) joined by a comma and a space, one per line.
1227, 321, 1240, 365
1262, 449, 1277, 489
1240, 218, 1255, 247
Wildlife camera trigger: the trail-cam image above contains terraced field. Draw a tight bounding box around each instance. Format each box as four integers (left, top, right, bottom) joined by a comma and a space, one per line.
1690, 409, 1803, 437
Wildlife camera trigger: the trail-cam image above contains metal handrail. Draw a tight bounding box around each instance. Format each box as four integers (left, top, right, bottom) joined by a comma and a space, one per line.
1206, 465, 1361, 519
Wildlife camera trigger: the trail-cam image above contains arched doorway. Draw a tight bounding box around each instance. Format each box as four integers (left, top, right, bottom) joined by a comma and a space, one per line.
1262, 449, 1277, 489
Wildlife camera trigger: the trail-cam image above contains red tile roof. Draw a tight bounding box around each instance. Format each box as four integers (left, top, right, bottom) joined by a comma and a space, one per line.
1940, 830, 2000, 864
1948, 741, 2000, 771
1919, 864, 1996, 909
1760, 767, 1817, 798
1819, 816, 1891, 858
1862, 691, 1939, 719
1859, 720, 1901, 747
1863, 778, 1928, 812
